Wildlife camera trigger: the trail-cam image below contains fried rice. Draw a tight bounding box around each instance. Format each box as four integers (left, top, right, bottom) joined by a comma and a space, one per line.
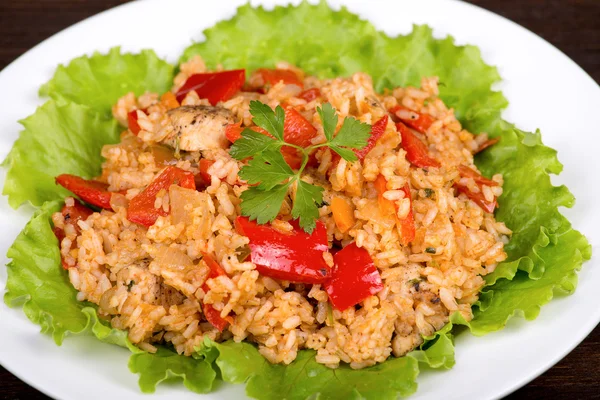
52, 56, 511, 369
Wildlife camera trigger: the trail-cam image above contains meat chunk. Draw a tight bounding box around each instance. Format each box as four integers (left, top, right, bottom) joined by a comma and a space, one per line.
160, 105, 234, 151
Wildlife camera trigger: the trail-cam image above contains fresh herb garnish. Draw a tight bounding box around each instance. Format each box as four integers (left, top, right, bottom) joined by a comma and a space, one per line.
230, 101, 371, 233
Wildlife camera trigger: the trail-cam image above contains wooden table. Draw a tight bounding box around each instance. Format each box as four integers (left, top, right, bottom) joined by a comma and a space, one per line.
0, 1, 598, 399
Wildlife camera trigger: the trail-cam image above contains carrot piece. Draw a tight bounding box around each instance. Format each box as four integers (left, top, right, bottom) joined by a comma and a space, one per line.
331, 197, 355, 233
160, 91, 180, 110
374, 175, 415, 245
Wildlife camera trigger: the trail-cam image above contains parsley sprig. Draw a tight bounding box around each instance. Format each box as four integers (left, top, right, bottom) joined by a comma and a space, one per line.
230, 100, 371, 233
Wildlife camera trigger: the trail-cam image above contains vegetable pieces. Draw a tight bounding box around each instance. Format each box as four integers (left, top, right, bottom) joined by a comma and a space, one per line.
127, 166, 196, 227
374, 175, 415, 245
128, 110, 143, 135
354, 115, 389, 160
230, 101, 371, 233
396, 122, 440, 169
52, 200, 94, 270
201, 253, 233, 332
390, 105, 434, 134
251, 68, 303, 89
455, 166, 498, 214
56, 174, 114, 210
235, 216, 331, 284
324, 242, 383, 311
175, 69, 245, 105
331, 197, 355, 233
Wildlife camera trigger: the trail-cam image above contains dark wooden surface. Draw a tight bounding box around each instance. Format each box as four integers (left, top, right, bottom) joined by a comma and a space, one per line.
0, 1, 598, 399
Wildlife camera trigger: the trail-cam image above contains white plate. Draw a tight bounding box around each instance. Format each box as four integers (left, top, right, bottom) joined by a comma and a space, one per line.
0, 0, 598, 399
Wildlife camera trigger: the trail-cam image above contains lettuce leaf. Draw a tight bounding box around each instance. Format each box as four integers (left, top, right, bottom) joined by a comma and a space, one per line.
40, 47, 174, 115
2, 99, 120, 209
198, 339, 419, 400
4, 201, 137, 351
128, 347, 216, 394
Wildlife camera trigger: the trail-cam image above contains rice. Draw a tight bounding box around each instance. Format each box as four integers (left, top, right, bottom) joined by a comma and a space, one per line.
53, 57, 510, 368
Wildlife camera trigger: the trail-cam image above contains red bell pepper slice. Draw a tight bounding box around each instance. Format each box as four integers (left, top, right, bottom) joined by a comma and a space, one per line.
53, 200, 94, 270
298, 88, 321, 102
458, 165, 499, 187
284, 108, 317, 147
226, 107, 317, 169
56, 174, 113, 210
201, 252, 233, 332
396, 122, 441, 169
175, 69, 245, 105
475, 137, 500, 154
455, 165, 498, 214
354, 115, 388, 160
323, 242, 383, 311
225, 122, 244, 143
390, 105, 435, 134
455, 184, 497, 214
127, 166, 196, 227
253, 68, 303, 88
195, 159, 215, 188
280, 107, 319, 169
374, 175, 415, 245
398, 183, 416, 244
235, 216, 331, 284
127, 110, 143, 135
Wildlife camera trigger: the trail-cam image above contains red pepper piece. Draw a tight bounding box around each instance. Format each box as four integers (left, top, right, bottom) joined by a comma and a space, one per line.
475, 137, 500, 154
455, 184, 497, 214
396, 122, 441, 169
53, 200, 94, 269
225, 122, 244, 143
280, 108, 318, 169
324, 242, 383, 311
127, 110, 143, 135
458, 165, 499, 187
195, 159, 215, 188
226, 107, 317, 169
127, 166, 196, 227
253, 68, 303, 88
298, 88, 321, 102
354, 115, 389, 160
374, 175, 415, 245
201, 252, 232, 332
56, 174, 113, 210
390, 105, 435, 134
235, 216, 331, 284
284, 108, 318, 147
175, 69, 245, 105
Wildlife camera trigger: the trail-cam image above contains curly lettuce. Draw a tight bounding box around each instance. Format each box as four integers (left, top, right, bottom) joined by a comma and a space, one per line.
40, 47, 174, 115
2, 1, 590, 399
2, 99, 120, 209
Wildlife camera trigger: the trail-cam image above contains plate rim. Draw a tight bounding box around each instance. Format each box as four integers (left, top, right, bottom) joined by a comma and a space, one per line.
0, 1, 598, 399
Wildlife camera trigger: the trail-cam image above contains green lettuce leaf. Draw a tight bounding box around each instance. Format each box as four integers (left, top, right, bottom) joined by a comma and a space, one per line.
2, 99, 120, 209
199, 338, 421, 400
128, 347, 216, 394
40, 47, 174, 115
4, 200, 137, 350
181, 1, 382, 79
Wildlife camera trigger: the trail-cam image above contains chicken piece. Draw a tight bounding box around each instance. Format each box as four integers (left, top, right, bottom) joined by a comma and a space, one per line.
160, 105, 234, 151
